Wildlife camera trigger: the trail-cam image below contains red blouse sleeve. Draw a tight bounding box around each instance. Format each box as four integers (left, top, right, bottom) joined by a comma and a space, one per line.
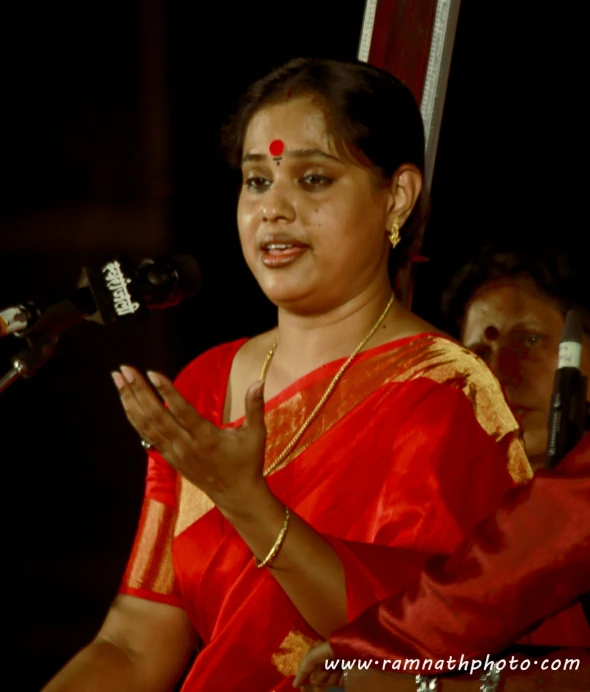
330, 435, 590, 666
118, 450, 184, 608
117, 339, 247, 608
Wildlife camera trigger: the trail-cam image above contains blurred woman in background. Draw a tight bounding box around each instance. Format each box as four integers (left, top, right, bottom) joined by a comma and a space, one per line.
443, 245, 590, 469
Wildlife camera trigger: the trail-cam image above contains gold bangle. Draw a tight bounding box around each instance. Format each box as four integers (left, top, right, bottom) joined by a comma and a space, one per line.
254, 506, 291, 569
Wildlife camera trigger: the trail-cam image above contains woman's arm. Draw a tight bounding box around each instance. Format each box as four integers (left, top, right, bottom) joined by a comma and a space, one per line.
113, 367, 350, 638
42, 595, 198, 692
222, 487, 348, 637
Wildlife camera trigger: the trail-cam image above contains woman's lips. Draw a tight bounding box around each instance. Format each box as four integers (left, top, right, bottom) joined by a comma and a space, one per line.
511, 406, 536, 423
261, 245, 308, 267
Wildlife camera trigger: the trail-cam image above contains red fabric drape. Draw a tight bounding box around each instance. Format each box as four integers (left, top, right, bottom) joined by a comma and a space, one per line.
330, 437, 590, 667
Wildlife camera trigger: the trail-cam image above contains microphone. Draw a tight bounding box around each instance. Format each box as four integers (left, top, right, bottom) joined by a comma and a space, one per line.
545, 309, 588, 468
0, 253, 202, 339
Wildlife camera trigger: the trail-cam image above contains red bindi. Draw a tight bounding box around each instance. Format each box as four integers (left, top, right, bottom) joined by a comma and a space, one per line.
269, 140, 284, 157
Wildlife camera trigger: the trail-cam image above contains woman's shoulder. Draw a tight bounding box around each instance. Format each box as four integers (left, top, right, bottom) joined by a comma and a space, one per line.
175, 337, 247, 384
394, 329, 506, 402
389, 330, 531, 482
418, 333, 501, 388
172, 331, 276, 424
380, 311, 513, 423
383, 307, 496, 386
173, 331, 276, 394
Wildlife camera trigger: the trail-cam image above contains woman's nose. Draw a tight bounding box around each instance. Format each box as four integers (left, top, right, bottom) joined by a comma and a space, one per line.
260, 180, 296, 223
492, 345, 524, 388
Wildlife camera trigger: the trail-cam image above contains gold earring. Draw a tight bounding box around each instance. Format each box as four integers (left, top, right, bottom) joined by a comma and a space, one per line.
388, 217, 401, 249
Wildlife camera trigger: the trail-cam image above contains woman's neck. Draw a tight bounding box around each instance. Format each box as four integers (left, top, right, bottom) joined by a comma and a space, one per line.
271, 286, 399, 382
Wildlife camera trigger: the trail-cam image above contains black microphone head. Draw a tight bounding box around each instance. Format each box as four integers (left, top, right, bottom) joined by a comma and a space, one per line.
82, 252, 201, 325
136, 254, 202, 309
557, 308, 583, 370
562, 309, 583, 345
83, 253, 147, 325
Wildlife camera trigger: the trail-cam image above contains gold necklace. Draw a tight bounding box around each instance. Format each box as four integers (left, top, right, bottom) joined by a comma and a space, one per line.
259, 294, 395, 477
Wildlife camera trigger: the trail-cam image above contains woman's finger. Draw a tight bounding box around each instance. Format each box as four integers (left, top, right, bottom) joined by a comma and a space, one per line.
293, 641, 335, 687
146, 370, 215, 438
111, 368, 149, 425
112, 366, 187, 453
308, 668, 335, 684
328, 671, 344, 686
243, 380, 266, 434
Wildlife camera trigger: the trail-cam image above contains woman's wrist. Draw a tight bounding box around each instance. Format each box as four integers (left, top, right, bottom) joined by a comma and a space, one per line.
216, 481, 289, 567
215, 476, 281, 524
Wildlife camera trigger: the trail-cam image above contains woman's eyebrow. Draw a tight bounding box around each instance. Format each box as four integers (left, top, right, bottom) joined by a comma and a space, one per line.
288, 148, 340, 162
510, 319, 547, 330
242, 153, 266, 163
242, 148, 340, 164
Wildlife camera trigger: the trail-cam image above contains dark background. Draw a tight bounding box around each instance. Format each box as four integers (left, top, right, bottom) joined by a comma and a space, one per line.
1, 1, 587, 689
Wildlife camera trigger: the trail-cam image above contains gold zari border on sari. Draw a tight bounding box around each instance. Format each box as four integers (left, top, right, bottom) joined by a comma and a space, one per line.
175, 335, 531, 537
271, 629, 321, 677
124, 497, 177, 594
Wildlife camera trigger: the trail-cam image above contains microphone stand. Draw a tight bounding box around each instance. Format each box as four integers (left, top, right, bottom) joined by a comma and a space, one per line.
542, 309, 590, 623
0, 293, 93, 395
548, 374, 590, 625
0, 364, 23, 393
0, 254, 200, 395
0, 331, 61, 394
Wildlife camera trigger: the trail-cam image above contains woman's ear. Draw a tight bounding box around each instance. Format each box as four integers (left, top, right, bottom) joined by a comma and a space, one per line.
386, 164, 423, 228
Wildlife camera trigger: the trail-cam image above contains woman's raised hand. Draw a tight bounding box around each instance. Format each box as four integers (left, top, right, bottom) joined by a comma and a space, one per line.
293, 641, 339, 688
111, 365, 268, 513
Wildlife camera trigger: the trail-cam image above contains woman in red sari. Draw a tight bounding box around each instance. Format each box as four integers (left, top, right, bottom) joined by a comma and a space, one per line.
42, 58, 530, 692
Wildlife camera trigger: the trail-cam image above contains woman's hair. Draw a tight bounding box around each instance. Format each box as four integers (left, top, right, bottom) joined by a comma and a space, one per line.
222, 57, 429, 272
442, 243, 590, 336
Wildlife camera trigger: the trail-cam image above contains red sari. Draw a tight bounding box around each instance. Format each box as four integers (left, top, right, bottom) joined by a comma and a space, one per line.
119, 333, 530, 690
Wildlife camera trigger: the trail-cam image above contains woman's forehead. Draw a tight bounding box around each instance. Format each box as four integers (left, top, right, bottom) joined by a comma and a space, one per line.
465, 276, 564, 328
242, 97, 334, 155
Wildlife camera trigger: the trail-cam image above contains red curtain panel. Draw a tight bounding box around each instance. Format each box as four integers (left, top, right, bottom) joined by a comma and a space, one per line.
359, 0, 460, 307
365, 0, 437, 106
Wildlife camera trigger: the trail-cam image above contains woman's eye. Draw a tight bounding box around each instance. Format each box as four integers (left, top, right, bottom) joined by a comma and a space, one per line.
300, 174, 332, 190
513, 331, 545, 348
244, 176, 271, 192
472, 344, 492, 362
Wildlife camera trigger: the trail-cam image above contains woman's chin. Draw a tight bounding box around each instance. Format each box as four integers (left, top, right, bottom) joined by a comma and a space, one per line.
522, 427, 548, 468
259, 284, 303, 304
256, 275, 317, 310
